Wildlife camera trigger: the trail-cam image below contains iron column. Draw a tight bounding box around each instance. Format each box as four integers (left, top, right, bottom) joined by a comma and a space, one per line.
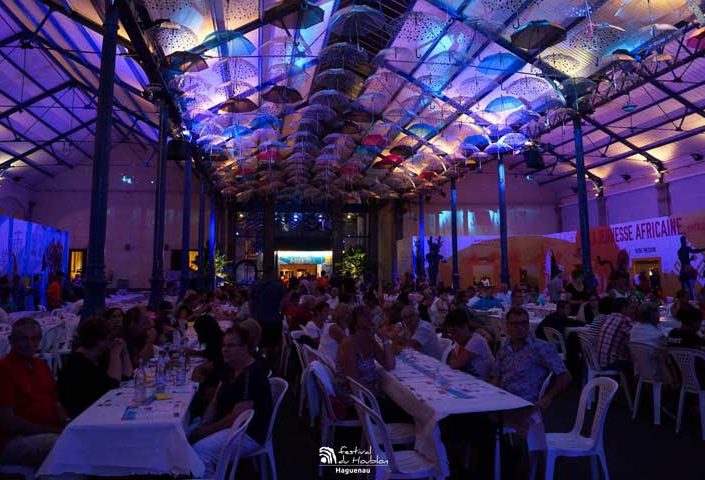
149, 95, 168, 309
83, 0, 118, 316
179, 152, 192, 299
498, 155, 509, 285
450, 177, 460, 290
573, 117, 595, 290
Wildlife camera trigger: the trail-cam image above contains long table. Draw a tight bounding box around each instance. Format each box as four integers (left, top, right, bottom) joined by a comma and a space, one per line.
38, 381, 205, 477
380, 352, 532, 479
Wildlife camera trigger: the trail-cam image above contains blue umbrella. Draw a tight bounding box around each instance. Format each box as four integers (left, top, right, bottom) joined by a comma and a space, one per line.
250, 114, 282, 130
222, 124, 252, 139
477, 53, 524, 76
485, 95, 525, 113
485, 141, 513, 155
202, 30, 256, 56
462, 134, 490, 150
407, 122, 438, 138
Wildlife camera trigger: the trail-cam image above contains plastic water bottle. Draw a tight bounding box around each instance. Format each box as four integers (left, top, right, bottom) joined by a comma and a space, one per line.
155, 351, 168, 393
175, 351, 187, 386
134, 360, 147, 404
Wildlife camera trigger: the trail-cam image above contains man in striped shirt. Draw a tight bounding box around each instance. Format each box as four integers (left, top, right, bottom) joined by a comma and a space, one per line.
596, 297, 637, 369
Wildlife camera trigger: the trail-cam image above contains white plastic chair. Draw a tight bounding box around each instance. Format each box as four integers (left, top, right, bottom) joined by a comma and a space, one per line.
51, 309, 65, 318
628, 342, 674, 425
544, 377, 619, 480
38, 323, 65, 376
311, 363, 360, 450
302, 344, 335, 371
37, 305, 47, 312
543, 326, 567, 361
213, 409, 255, 480
0, 465, 35, 480
438, 337, 453, 364
578, 333, 633, 412
347, 376, 416, 446
241, 377, 288, 480
351, 397, 435, 479
279, 319, 291, 376
669, 348, 705, 439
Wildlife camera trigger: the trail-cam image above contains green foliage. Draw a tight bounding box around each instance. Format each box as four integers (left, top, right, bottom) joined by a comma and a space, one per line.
338, 246, 368, 278
214, 251, 232, 283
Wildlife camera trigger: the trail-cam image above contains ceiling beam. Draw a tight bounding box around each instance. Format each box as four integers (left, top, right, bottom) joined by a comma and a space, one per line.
0, 117, 96, 170
582, 116, 665, 171
34, 0, 134, 52
540, 121, 705, 185
0, 144, 55, 177
0, 32, 25, 48
0, 80, 74, 121
0, 118, 74, 168
638, 72, 705, 121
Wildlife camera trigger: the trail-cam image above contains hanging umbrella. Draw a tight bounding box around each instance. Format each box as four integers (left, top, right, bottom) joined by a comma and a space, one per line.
262, 85, 302, 104
219, 97, 258, 113
486, 124, 513, 140
639, 23, 678, 39
530, 92, 566, 113
146, 22, 199, 56
250, 114, 281, 130
252, 128, 280, 144
686, 26, 705, 50
319, 42, 369, 68
485, 95, 525, 113
340, 121, 360, 134
314, 68, 362, 90
510, 20, 566, 50
485, 141, 513, 155
569, 23, 625, 52
299, 104, 339, 122
345, 108, 376, 123
212, 58, 258, 83
169, 74, 210, 94
273, 4, 325, 30
407, 122, 438, 138
426, 51, 470, 75
212, 80, 255, 98
460, 143, 480, 156
372, 47, 416, 70
380, 154, 404, 166
256, 150, 282, 163
309, 89, 350, 109
505, 109, 540, 128
355, 92, 389, 114
361, 134, 386, 148
164, 51, 208, 74
323, 133, 356, 145
417, 74, 449, 92
201, 30, 256, 56
505, 77, 554, 102
539, 53, 582, 76
390, 145, 414, 158
457, 75, 493, 99
560, 77, 596, 102
222, 124, 252, 139
462, 134, 490, 150
600, 49, 635, 66
364, 72, 403, 93
499, 132, 528, 150
259, 36, 310, 62
477, 53, 524, 76
387, 11, 446, 45
329, 5, 386, 36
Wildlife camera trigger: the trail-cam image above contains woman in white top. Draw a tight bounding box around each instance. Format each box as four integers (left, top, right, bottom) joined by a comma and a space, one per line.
444, 309, 494, 380
318, 303, 352, 365
303, 301, 330, 344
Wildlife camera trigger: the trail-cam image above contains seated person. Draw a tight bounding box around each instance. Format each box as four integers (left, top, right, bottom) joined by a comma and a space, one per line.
288, 295, 315, 332
596, 297, 636, 370
471, 285, 504, 311
58, 317, 130, 418
302, 301, 330, 346
444, 309, 494, 380
668, 305, 705, 348
671, 289, 689, 318
584, 296, 614, 341
318, 303, 351, 366
123, 306, 157, 368
576, 294, 599, 324
491, 308, 571, 473
535, 300, 584, 340
0, 318, 68, 466
334, 306, 395, 407
154, 301, 176, 344
190, 326, 272, 478
399, 305, 443, 360
190, 315, 225, 417
510, 289, 526, 308
629, 303, 667, 347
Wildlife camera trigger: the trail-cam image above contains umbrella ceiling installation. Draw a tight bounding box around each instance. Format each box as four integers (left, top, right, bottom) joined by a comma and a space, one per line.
5, 8, 705, 465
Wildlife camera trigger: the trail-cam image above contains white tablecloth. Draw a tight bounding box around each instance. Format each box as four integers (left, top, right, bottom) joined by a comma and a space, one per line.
380, 353, 531, 478
39, 382, 204, 477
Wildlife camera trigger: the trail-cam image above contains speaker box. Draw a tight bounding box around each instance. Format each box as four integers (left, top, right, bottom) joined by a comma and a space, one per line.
167, 139, 190, 161
523, 149, 545, 169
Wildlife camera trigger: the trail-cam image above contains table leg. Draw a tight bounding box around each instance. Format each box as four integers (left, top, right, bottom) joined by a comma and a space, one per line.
494, 413, 503, 480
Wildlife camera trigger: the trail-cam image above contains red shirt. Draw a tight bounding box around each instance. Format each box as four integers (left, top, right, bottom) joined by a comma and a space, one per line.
46, 281, 62, 309
0, 351, 60, 449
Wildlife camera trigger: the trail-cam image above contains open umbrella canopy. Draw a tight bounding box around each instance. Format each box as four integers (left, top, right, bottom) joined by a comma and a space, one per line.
261, 85, 302, 104
407, 122, 439, 138
329, 5, 386, 36
511, 20, 566, 50
201, 30, 256, 56
219, 97, 258, 113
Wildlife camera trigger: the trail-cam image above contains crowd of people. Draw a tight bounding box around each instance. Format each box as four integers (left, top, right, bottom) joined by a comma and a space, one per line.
1, 262, 704, 478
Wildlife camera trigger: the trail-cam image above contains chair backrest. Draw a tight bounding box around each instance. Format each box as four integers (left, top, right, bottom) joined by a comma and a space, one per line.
347, 376, 383, 419
265, 377, 288, 444
37, 305, 47, 312
578, 332, 600, 370
51, 309, 65, 318
437, 337, 453, 362
351, 396, 398, 473
40, 323, 64, 354
214, 409, 255, 480
310, 362, 342, 422
543, 326, 567, 356
628, 342, 673, 384
539, 372, 553, 399
303, 344, 334, 370
669, 348, 705, 393
0, 336, 9, 357
571, 377, 619, 443
290, 333, 310, 371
